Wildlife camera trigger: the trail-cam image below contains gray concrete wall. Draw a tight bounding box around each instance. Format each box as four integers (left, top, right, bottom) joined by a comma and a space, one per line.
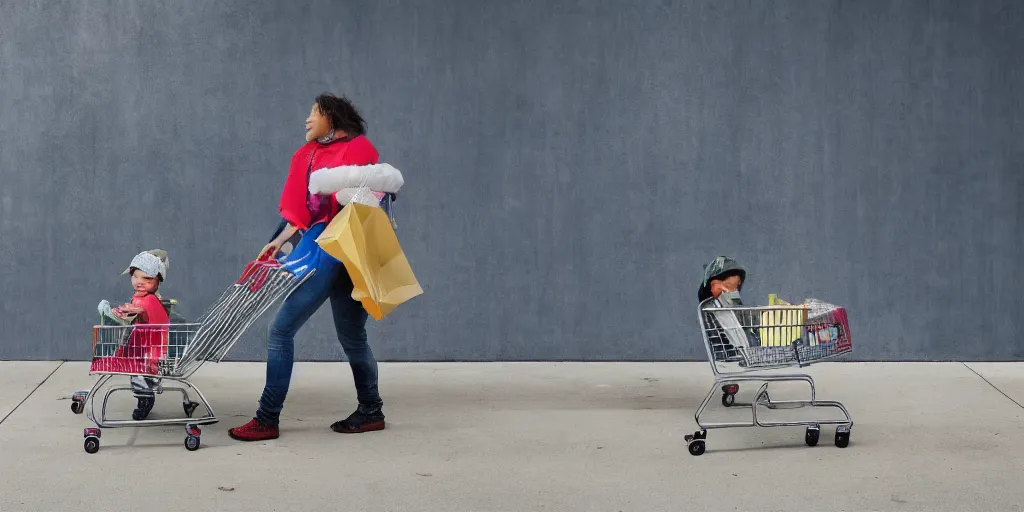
1, 0, 1021, 362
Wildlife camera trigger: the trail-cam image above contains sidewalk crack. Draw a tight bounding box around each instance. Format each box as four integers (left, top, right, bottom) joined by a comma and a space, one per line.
0, 361, 65, 426
963, 362, 1024, 410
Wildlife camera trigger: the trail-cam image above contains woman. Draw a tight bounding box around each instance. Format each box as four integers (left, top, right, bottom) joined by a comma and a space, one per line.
229, 94, 385, 441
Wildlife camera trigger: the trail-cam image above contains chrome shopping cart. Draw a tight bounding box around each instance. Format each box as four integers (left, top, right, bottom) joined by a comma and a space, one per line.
71, 256, 314, 453
71, 323, 216, 453
684, 298, 854, 456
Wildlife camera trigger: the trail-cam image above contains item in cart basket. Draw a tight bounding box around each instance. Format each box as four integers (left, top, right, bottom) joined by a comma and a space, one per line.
802, 298, 852, 350
758, 302, 807, 347
97, 299, 134, 325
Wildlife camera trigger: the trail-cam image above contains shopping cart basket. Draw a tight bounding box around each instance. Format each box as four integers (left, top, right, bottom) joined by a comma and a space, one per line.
684, 298, 853, 456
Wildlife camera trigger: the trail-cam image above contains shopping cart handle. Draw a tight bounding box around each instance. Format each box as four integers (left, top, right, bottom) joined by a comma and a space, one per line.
258, 248, 276, 262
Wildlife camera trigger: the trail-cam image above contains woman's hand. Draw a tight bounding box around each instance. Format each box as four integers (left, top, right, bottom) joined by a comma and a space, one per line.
258, 223, 299, 260
258, 241, 282, 260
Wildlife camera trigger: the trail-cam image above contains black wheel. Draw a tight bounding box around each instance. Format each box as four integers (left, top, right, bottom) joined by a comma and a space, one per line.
132, 408, 147, 421
687, 440, 706, 456
84, 437, 100, 454
183, 401, 199, 418
805, 427, 820, 447
721, 393, 736, 407
71, 401, 84, 414
835, 430, 850, 448
185, 435, 201, 451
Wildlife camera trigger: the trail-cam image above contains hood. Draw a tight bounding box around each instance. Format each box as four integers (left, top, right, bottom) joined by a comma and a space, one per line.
697, 256, 746, 302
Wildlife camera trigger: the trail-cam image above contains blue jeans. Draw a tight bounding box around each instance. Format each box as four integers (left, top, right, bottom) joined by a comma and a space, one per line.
256, 222, 380, 427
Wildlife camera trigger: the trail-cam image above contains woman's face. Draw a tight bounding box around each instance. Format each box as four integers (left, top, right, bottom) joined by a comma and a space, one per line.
305, 103, 332, 142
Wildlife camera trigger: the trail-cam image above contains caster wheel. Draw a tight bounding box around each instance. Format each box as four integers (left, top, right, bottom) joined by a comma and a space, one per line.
132, 408, 147, 421
805, 426, 820, 447
835, 430, 851, 448
71, 400, 84, 414
183, 401, 199, 418
721, 393, 736, 407
84, 437, 100, 454
185, 435, 201, 451
687, 440, 706, 456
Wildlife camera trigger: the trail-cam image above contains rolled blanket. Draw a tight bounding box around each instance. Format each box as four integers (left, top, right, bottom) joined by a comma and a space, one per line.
308, 163, 404, 196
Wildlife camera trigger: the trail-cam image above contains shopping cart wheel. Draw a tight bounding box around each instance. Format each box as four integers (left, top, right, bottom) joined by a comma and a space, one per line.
687, 440, 706, 456
720, 384, 739, 407
684, 429, 707, 455
184, 424, 201, 451
71, 391, 88, 414
83, 427, 101, 454
183, 401, 199, 418
834, 429, 851, 448
805, 426, 820, 447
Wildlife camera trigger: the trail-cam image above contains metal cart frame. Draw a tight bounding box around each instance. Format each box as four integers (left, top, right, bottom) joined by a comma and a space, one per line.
685, 298, 854, 456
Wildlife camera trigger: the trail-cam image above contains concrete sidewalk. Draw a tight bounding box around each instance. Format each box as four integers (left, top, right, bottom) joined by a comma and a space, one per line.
1, 362, 1022, 512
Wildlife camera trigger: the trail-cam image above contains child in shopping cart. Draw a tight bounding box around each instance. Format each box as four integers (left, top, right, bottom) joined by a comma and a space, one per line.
697, 256, 761, 361
91, 251, 170, 417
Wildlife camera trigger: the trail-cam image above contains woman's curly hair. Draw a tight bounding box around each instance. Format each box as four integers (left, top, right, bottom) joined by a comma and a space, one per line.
315, 93, 367, 136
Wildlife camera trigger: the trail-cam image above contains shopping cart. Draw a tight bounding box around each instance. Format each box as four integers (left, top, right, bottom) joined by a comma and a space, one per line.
70, 323, 215, 453
71, 256, 314, 454
684, 298, 853, 456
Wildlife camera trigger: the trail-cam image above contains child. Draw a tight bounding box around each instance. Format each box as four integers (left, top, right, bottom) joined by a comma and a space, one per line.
698, 256, 761, 361
91, 251, 170, 419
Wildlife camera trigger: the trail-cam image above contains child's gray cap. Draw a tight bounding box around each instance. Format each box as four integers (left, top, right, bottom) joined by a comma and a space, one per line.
122, 250, 168, 279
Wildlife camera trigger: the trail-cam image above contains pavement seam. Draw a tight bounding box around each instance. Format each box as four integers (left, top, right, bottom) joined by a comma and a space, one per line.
0, 361, 65, 426
963, 362, 1024, 410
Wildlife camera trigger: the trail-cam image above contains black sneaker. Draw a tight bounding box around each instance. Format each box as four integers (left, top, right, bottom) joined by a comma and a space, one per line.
330, 404, 385, 433
132, 396, 155, 421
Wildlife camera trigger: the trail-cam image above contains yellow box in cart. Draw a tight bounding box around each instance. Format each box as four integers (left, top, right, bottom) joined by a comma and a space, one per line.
758, 295, 807, 347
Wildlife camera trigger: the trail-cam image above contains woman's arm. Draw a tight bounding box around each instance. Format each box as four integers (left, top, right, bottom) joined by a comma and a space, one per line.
259, 223, 300, 259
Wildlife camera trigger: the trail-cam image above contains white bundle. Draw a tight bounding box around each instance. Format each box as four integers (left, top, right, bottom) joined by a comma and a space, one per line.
308, 163, 404, 195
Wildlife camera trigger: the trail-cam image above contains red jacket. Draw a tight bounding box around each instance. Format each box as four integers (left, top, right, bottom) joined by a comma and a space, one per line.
279, 135, 379, 230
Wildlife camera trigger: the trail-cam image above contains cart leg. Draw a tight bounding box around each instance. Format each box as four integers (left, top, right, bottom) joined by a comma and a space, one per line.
164, 386, 200, 418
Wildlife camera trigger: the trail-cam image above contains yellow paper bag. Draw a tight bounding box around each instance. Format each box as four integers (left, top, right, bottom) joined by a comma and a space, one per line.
316, 202, 423, 321
759, 295, 807, 347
